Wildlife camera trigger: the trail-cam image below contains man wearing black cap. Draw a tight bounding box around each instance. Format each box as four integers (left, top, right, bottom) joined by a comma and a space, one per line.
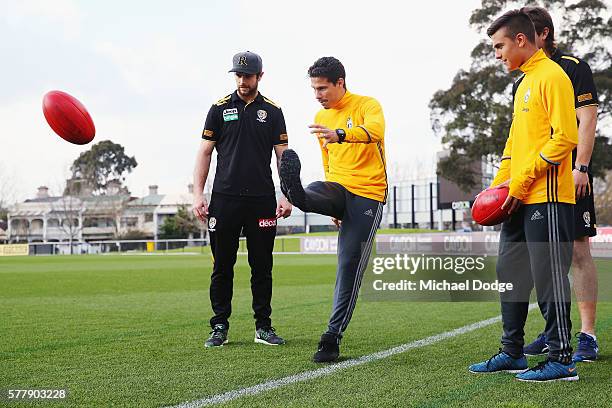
192, 51, 292, 348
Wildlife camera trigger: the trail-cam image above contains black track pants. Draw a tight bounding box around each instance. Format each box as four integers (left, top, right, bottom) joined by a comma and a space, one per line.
497, 201, 574, 363
207, 193, 277, 330
299, 181, 383, 338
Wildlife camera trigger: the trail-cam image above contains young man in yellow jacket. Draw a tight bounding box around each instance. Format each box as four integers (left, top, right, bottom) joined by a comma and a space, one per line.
468, 10, 579, 382
280, 57, 386, 363
517, 6, 600, 364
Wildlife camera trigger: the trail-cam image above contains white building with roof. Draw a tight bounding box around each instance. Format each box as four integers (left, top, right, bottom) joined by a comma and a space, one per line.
7, 184, 208, 243
8, 186, 129, 243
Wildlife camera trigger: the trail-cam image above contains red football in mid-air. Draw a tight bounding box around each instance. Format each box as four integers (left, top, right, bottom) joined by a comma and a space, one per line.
471, 185, 510, 226
42, 90, 95, 145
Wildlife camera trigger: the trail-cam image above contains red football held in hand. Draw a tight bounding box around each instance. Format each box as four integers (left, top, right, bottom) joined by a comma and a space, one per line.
471, 185, 510, 226
42, 90, 95, 145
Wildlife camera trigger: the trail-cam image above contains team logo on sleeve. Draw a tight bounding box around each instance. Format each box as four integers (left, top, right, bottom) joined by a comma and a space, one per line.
257, 109, 267, 123
223, 108, 239, 122
208, 217, 217, 232
577, 93, 593, 103
258, 217, 277, 228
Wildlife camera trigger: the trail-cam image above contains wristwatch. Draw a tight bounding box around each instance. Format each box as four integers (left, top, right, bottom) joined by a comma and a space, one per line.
575, 164, 589, 173
335, 129, 346, 144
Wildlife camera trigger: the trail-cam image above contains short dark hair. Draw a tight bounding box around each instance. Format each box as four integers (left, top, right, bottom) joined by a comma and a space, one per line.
308, 57, 346, 89
521, 6, 556, 54
486, 9, 536, 44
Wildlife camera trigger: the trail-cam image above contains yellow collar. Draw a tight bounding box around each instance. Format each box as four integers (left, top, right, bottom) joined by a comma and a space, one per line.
331, 90, 352, 110
520, 48, 547, 74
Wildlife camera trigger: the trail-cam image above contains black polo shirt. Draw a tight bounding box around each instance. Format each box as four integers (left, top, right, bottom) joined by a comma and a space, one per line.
512, 50, 599, 169
202, 91, 288, 197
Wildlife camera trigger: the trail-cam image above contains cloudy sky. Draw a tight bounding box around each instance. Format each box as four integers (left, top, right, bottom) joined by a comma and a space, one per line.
1, 0, 486, 202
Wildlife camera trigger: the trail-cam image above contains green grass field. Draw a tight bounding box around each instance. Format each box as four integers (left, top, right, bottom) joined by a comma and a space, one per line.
0, 254, 610, 407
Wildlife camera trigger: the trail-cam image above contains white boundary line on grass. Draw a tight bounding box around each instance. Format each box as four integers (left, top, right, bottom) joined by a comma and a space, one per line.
167, 303, 538, 408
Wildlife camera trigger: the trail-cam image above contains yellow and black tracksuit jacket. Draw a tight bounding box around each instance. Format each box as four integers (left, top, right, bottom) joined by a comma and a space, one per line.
491, 49, 578, 204
314, 91, 387, 202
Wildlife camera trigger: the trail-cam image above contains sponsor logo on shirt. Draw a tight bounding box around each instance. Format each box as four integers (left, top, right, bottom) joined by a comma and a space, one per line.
347, 117, 353, 129
577, 93, 593, 103
280, 133, 288, 141
258, 218, 277, 228
223, 108, 239, 122
203, 129, 214, 137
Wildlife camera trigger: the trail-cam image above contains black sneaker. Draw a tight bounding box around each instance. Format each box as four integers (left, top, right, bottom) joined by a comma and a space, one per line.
280, 149, 306, 209
524, 332, 548, 356
255, 326, 286, 346
205, 324, 228, 348
313, 333, 340, 363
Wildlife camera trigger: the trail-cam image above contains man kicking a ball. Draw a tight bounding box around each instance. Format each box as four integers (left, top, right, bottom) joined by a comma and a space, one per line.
280, 56, 387, 363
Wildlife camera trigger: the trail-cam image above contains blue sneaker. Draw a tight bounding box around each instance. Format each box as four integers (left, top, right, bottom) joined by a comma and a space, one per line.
516, 359, 579, 382
572, 332, 599, 363
524, 333, 548, 356
469, 349, 528, 374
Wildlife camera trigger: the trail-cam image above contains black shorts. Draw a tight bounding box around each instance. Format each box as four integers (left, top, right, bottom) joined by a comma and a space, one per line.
575, 173, 597, 238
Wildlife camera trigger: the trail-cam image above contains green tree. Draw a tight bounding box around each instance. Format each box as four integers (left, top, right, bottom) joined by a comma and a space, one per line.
430, 0, 612, 191
117, 229, 150, 240
158, 206, 200, 239
69, 140, 137, 195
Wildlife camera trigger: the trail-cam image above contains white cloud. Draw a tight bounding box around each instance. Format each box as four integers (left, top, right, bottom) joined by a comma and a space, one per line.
2, 0, 83, 39
95, 39, 207, 95
1, 0, 485, 203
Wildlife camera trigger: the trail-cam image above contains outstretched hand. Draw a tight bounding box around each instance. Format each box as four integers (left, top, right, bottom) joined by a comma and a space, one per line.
309, 124, 338, 147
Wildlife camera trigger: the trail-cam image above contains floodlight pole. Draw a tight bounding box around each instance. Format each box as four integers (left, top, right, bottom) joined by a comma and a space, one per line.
411, 184, 415, 228
393, 186, 398, 229
429, 182, 434, 230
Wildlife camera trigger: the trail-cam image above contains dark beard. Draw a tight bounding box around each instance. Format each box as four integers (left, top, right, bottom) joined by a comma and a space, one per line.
238, 87, 258, 99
